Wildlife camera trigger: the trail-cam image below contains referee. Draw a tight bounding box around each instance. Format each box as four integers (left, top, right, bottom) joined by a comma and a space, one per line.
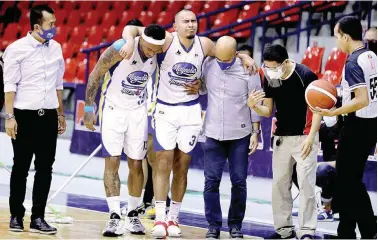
315, 16, 377, 239
3, 5, 65, 235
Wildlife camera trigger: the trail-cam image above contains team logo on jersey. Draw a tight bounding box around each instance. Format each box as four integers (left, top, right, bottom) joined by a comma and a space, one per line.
126, 71, 149, 85
172, 62, 197, 77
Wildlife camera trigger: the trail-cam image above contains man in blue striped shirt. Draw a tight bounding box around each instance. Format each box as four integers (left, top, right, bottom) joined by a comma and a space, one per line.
201, 36, 261, 239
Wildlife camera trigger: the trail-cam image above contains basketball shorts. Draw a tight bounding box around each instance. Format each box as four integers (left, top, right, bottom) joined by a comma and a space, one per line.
100, 99, 148, 160
152, 101, 202, 155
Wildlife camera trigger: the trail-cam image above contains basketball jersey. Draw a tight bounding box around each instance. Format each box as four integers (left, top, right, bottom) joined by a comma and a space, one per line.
156, 32, 205, 104
341, 47, 377, 118
102, 37, 157, 110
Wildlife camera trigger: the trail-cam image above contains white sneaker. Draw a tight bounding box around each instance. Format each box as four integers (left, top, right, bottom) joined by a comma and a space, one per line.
167, 218, 182, 238
151, 220, 168, 239
124, 210, 146, 235
102, 213, 124, 237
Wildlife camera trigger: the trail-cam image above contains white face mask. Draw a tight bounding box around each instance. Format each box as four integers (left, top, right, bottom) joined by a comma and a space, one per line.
264, 61, 286, 80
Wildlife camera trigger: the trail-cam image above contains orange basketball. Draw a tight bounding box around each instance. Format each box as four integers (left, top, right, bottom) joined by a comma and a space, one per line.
305, 80, 337, 109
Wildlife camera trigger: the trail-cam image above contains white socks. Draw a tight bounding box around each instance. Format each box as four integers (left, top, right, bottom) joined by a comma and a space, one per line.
139, 189, 145, 205
168, 201, 182, 221
155, 201, 166, 221
106, 196, 121, 217
127, 195, 141, 214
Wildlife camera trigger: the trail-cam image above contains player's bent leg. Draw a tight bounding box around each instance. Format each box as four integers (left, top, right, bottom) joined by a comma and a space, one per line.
124, 157, 146, 235
103, 156, 124, 237
151, 150, 175, 239
166, 149, 191, 238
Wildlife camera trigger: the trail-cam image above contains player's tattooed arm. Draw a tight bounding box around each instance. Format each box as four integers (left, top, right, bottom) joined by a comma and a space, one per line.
85, 46, 123, 106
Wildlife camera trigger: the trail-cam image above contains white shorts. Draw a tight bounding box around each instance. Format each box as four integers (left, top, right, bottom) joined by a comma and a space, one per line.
152, 100, 202, 155
100, 99, 148, 160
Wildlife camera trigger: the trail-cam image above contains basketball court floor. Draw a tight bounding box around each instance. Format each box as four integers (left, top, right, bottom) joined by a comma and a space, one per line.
0, 183, 338, 239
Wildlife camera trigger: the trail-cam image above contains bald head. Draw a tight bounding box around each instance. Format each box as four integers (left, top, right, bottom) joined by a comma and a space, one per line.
215, 36, 237, 62
365, 27, 377, 41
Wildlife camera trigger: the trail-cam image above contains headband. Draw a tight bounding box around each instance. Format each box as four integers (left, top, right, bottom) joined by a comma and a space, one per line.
142, 32, 165, 45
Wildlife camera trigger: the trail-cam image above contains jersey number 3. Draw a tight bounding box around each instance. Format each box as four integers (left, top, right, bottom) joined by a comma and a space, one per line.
369, 76, 377, 102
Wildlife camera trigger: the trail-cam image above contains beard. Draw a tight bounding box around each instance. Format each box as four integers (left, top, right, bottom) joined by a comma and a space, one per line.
186, 34, 195, 39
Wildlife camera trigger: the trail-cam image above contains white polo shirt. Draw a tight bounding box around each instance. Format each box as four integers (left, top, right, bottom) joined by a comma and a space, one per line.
3, 32, 64, 110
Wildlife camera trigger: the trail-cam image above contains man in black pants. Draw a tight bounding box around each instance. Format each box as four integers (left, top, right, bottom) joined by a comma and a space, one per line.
316, 16, 377, 239
3, 5, 66, 235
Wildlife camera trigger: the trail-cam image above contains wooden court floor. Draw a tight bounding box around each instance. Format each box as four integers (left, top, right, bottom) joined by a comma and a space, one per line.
0, 198, 261, 239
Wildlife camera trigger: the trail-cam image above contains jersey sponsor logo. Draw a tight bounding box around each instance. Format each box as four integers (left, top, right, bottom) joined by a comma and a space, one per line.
126, 71, 149, 85
121, 71, 148, 96
168, 62, 198, 86
172, 62, 197, 77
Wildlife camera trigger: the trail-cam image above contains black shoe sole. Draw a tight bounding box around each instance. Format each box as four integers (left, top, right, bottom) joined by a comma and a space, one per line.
29, 228, 57, 235
102, 231, 123, 237
9, 228, 23, 232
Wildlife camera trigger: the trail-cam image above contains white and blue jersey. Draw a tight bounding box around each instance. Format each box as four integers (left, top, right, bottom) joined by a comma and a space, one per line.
99, 37, 155, 159
341, 47, 377, 118
102, 37, 157, 110
155, 32, 205, 105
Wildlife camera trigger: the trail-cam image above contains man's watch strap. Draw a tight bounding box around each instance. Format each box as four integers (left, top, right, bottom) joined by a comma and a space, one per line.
5, 113, 15, 120
252, 129, 260, 134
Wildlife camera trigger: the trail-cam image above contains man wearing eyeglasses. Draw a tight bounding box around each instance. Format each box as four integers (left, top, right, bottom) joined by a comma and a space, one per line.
248, 44, 322, 239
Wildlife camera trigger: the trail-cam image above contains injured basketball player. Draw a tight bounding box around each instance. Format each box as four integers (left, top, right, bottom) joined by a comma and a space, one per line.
83, 24, 165, 237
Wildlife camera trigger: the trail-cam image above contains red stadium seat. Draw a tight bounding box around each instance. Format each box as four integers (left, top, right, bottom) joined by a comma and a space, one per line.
100, 11, 118, 29
21, 24, 30, 37
83, 11, 101, 26
282, 0, 300, 23
63, 58, 78, 83
184, 1, 203, 15
166, 1, 185, 13
3, 23, 21, 39
233, 2, 260, 38
65, 10, 81, 26
118, 11, 137, 27
198, 17, 209, 33
54, 9, 68, 25
76, 59, 97, 84
148, 0, 166, 14
78, 1, 95, 12
95, 1, 112, 11
70, 25, 87, 45
157, 11, 174, 26
262, 1, 284, 24
139, 11, 154, 26
18, 1, 30, 10
320, 48, 348, 84
18, 10, 30, 25
54, 26, 69, 43
203, 1, 222, 23
301, 45, 325, 74
62, 42, 74, 59
322, 70, 340, 86
129, 0, 147, 14
106, 26, 123, 42
211, 9, 239, 37
61, 1, 78, 11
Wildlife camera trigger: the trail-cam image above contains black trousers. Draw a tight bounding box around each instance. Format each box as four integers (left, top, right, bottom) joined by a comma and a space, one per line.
9, 108, 58, 220
336, 115, 377, 239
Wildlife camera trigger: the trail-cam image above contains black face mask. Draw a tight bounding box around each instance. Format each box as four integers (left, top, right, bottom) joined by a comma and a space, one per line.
366, 40, 377, 54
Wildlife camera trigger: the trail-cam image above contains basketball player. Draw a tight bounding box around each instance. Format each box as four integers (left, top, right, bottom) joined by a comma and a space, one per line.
315, 16, 377, 239
248, 44, 322, 239
121, 9, 256, 238
83, 24, 166, 237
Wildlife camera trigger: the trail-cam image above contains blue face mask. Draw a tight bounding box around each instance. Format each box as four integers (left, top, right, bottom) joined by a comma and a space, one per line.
217, 57, 236, 71
38, 26, 56, 40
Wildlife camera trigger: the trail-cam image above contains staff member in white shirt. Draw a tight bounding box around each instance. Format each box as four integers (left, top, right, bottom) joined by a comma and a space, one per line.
3, 4, 65, 235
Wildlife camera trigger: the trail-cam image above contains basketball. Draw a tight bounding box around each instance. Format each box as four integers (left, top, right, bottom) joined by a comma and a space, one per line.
305, 80, 337, 109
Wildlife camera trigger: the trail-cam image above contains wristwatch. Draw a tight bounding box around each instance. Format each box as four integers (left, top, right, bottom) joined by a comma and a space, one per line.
252, 129, 260, 134
5, 113, 15, 120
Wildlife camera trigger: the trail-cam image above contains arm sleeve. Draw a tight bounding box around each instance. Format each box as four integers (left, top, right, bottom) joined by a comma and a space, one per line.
56, 45, 65, 90
248, 74, 262, 122
113, 39, 127, 52
3, 46, 21, 93
344, 61, 366, 90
